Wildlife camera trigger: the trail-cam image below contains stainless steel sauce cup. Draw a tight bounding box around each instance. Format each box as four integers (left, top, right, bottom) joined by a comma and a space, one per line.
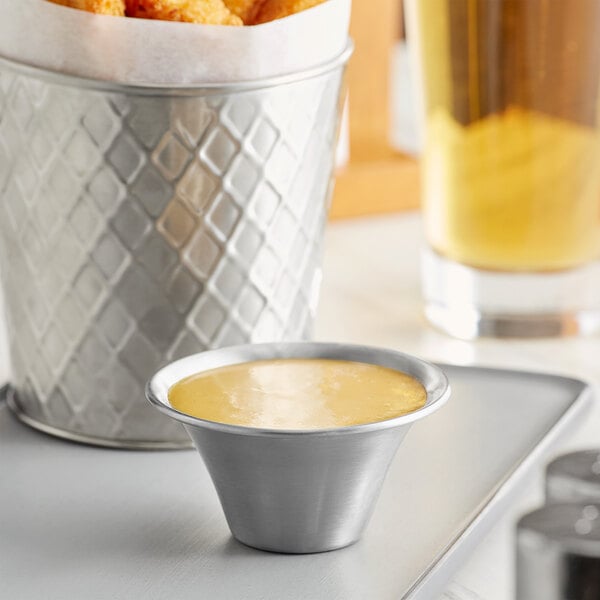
146, 342, 450, 553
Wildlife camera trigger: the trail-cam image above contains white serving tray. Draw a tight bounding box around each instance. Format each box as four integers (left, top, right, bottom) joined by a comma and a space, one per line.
0, 365, 591, 600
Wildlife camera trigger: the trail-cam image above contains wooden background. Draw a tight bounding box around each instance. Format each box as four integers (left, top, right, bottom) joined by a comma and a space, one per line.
330, 0, 420, 219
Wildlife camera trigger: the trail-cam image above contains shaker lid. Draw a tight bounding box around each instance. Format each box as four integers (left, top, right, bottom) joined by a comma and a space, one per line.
547, 450, 600, 485
546, 450, 600, 503
518, 503, 600, 558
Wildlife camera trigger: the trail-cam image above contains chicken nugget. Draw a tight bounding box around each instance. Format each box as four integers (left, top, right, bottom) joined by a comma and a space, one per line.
222, 0, 264, 23
47, 0, 125, 16
125, 0, 242, 25
252, 0, 324, 23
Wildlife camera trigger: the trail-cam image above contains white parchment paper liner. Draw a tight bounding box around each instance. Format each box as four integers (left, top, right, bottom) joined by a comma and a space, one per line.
0, 0, 351, 85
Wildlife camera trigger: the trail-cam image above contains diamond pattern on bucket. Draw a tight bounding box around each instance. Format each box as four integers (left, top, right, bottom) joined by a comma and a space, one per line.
0, 62, 346, 446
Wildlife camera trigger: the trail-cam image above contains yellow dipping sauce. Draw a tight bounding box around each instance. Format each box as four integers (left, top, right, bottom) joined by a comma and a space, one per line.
168, 358, 427, 429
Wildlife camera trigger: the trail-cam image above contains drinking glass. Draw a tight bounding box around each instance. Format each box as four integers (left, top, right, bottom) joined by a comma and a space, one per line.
407, 0, 600, 338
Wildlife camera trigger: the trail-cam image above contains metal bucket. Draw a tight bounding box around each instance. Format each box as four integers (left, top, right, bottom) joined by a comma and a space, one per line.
0, 44, 352, 448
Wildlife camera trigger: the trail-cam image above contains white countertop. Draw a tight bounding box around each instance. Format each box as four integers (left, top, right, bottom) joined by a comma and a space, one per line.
315, 212, 600, 600
2, 211, 599, 599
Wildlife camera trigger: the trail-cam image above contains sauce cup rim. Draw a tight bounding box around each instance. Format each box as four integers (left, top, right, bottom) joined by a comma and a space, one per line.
145, 342, 451, 437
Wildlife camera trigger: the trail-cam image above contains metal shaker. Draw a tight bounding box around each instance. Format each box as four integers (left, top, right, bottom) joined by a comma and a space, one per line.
516, 503, 600, 600
517, 449, 600, 599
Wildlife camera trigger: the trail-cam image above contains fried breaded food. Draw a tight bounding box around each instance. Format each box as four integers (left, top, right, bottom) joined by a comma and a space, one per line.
222, 0, 264, 23
48, 0, 126, 16
252, 0, 324, 23
125, 0, 242, 25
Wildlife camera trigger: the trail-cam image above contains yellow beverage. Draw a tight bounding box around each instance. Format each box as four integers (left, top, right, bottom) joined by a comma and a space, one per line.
414, 0, 600, 271
168, 358, 426, 429
425, 108, 600, 270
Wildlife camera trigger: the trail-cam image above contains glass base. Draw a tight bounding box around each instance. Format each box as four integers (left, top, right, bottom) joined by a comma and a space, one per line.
422, 248, 600, 339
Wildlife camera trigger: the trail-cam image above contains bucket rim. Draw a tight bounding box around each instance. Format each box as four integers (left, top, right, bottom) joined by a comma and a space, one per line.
0, 40, 353, 96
